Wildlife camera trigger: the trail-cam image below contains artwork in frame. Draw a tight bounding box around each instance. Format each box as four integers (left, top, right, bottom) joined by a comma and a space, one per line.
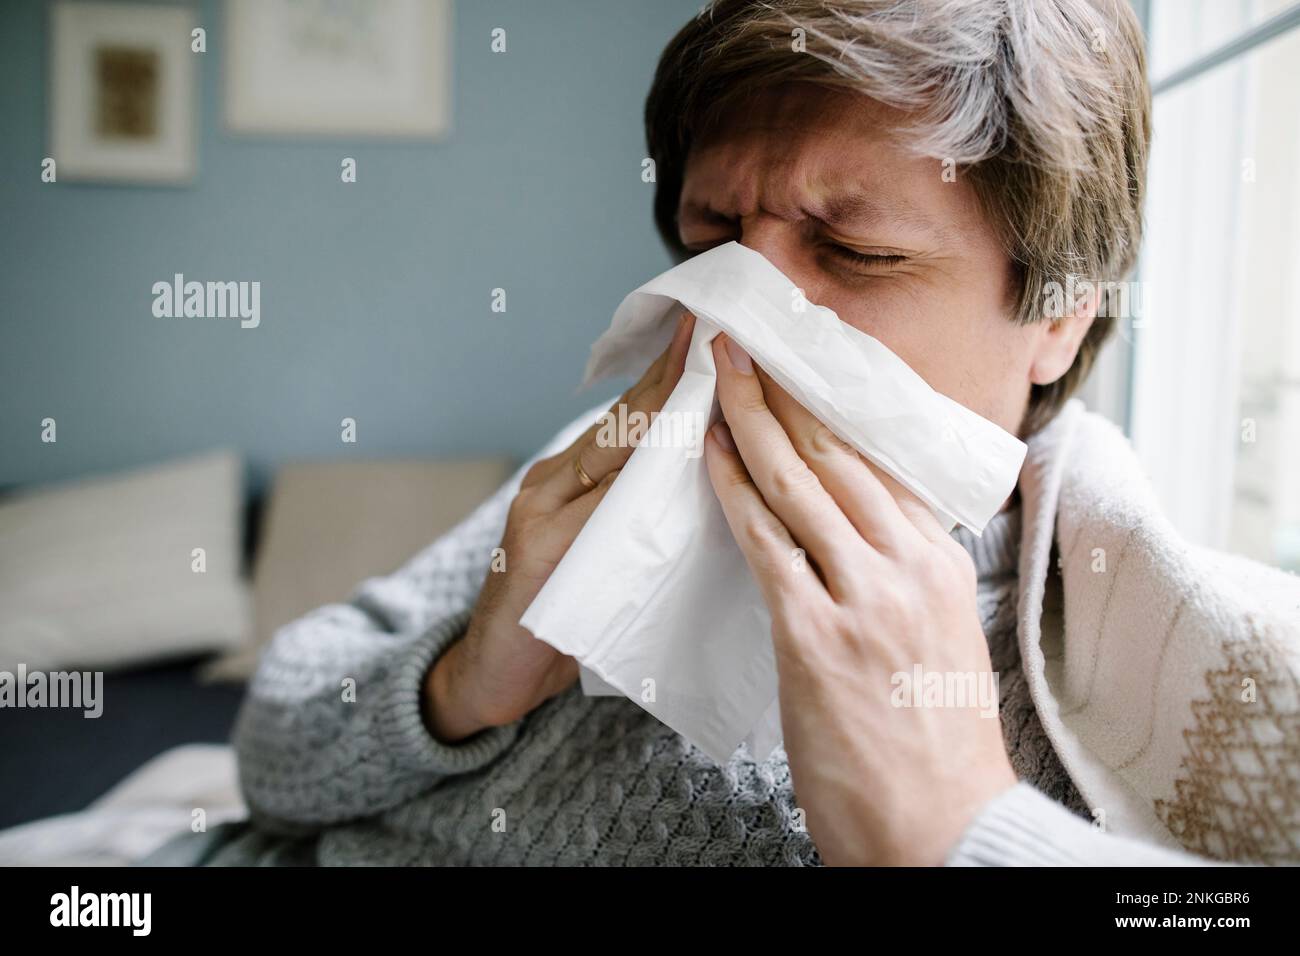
48, 1, 198, 185
224, 0, 453, 139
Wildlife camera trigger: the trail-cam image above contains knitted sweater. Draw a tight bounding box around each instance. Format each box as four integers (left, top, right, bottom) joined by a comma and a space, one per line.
159, 406, 1211, 866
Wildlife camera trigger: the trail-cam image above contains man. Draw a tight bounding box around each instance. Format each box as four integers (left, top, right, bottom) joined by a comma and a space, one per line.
172, 0, 1299, 866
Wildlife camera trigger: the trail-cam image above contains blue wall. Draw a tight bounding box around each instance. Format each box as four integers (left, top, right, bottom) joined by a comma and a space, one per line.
0, 0, 699, 491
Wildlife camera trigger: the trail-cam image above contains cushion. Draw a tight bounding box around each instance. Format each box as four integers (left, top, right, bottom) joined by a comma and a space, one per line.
201, 458, 513, 682
0, 451, 251, 672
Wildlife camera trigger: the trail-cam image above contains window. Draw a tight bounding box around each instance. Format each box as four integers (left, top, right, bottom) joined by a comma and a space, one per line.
1111, 0, 1300, 571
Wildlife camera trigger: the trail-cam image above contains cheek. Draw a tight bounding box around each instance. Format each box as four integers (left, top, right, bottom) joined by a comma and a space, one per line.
824, 283, 1038, 430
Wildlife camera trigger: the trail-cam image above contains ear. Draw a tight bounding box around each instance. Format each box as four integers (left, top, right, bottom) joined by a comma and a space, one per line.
1028, 292, 1096, 387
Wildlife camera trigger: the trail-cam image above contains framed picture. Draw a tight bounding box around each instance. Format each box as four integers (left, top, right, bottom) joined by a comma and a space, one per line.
48, 1, 198, 185
225, 0, 452, 139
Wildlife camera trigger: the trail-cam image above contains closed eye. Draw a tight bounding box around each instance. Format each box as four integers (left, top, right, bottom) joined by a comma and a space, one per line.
824, 244, 907, 269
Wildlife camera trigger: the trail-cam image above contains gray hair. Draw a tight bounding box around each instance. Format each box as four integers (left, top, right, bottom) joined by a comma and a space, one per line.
645, 0, 1151, 434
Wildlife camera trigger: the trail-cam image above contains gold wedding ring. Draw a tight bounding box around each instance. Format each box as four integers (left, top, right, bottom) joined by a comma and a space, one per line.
573, 454, 597, 490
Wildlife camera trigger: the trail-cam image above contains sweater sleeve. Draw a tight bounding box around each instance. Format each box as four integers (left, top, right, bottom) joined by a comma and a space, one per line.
233, 401, 612, 832
945, 782, 1225, 866
232, 485, 520, 831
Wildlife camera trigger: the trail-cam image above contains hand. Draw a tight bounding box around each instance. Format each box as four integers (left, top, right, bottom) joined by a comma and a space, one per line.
423, 312, 697, 742
703, 333, 1016, 866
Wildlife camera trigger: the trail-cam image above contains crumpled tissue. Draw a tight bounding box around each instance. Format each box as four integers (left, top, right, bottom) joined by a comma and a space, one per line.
520, 241, 1027, 763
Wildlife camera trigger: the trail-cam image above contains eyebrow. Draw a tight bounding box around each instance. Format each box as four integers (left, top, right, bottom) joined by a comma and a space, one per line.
811, 193, 952, 244
677, 193, 956, 246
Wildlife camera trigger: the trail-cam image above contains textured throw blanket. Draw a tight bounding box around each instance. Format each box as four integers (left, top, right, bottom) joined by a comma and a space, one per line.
1018, 400, 1300, 862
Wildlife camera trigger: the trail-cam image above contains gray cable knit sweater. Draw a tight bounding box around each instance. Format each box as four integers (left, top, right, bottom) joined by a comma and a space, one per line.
149, 408, 1205, 867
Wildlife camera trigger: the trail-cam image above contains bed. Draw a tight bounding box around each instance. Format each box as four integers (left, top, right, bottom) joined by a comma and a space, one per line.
0, 452, 512, 865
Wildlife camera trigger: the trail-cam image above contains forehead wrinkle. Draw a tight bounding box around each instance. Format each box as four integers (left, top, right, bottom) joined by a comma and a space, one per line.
683, 139, 805, 223
810, 191, 959, 248
684, 125, 964, 247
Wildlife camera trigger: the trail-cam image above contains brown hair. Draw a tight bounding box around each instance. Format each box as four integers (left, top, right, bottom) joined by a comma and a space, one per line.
644, 0, 1151, 434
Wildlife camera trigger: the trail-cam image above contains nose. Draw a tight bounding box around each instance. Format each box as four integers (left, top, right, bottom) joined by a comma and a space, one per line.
733, 215, 825, 302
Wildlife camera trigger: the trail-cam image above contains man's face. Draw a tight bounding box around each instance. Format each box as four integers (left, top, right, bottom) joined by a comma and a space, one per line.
677, 85, 1065, 437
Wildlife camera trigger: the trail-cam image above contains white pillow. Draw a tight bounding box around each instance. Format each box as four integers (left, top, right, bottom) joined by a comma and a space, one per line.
201, 457, 513, 682
0, 451, 251, 672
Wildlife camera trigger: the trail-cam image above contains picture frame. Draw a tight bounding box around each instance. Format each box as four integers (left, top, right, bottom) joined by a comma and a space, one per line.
48, 1, 198, 185
224, 0, 453, 139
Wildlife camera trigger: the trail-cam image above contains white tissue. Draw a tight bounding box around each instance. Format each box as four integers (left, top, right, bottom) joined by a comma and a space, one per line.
520, 242, 1027, 764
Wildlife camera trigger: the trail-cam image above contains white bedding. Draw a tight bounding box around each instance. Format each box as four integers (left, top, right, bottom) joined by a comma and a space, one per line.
0, 744, 246, 866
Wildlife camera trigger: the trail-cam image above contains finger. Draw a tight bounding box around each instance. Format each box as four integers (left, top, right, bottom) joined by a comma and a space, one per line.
551, 467, 620, 543
863, 461, 953, 546
711, 334, 869, 599
753, 365, 926, 555
529, 311, 695, 508
703, 421, 827, 624
511, 467, 621, 587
